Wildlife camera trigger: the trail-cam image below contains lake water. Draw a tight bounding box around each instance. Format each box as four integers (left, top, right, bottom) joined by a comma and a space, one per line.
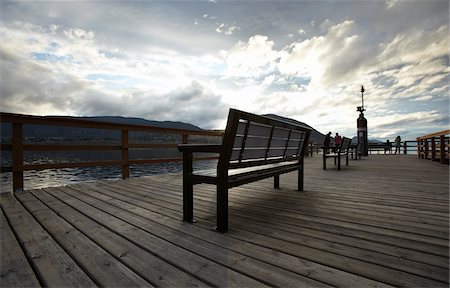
0, 150, 217, 193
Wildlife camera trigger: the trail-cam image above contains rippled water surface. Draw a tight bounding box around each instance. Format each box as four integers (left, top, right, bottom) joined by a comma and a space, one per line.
0, 150, 217, 193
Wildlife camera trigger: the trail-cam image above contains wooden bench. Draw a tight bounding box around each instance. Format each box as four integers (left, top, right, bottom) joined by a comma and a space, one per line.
178, 109, 311, 232
368, 142, 391, 154
323, 137, 351, 170
350, 142, 362, 160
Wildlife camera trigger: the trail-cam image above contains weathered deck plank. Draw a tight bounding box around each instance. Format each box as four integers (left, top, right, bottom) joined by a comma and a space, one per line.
0, 209, 40, 288
15, 191, 153, 288
0, 155, 448, 287
25, 188, 209, 288
0, 193, 97, 287
42, 186, 270, 288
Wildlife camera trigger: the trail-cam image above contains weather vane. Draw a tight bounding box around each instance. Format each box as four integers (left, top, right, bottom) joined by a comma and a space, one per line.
357, 85, 365, 113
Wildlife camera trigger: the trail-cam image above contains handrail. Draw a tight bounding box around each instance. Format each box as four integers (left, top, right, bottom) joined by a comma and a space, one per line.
416, 130, 450, 141
416, 130, 449, 164
0, 112, 223, 192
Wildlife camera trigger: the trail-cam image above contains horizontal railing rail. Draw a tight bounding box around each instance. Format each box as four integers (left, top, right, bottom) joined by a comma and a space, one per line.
367, 141, 417, 155
1, 112, 223, 192
307, 140, 418, 155
416, 130, 449, 164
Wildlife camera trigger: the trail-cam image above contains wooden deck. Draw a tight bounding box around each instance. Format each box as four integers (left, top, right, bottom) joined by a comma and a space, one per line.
1, 155, 448, 287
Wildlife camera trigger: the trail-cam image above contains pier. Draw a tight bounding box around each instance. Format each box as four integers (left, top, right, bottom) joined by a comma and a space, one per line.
1, 154, 448, 287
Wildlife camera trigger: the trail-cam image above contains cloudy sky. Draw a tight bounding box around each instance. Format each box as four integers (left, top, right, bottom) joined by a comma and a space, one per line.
0, 0, 448, 140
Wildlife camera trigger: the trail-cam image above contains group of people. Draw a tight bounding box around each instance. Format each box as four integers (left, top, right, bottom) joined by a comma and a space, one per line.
385, 135, 402, 154
322, 132, 341, 152
323, 132, 402, 154
323, 132, 341, 148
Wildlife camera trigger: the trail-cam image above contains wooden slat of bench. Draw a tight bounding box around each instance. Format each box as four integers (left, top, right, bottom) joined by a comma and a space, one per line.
42, 186, 268, 288
196, 161, 299, 178
0, 193, 97, 288
26, 189, 209, 288
0, 208, 41, 288
324, 153, 346, 158
14, 191, 152, 288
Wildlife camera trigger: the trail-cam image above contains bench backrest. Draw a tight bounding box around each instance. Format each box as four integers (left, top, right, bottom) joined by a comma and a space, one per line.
219, 109, 311, 170
338, 137, 352, 154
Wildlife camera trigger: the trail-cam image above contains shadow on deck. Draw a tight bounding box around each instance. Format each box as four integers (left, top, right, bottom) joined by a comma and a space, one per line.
1, 155, 449, 287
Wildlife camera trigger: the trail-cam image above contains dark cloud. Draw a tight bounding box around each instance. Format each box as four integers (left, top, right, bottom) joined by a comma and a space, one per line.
0, 45, 89, 113
69, 81, 228, 129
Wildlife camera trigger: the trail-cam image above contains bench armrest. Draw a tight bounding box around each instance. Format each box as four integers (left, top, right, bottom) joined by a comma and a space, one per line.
178, 144, 222, 153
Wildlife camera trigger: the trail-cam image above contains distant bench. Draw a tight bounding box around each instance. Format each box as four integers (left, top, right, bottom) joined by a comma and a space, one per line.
323, 137, 351, 170
178, 109, 311, 232
350, 142, 362, 160
368, 142, 392, 154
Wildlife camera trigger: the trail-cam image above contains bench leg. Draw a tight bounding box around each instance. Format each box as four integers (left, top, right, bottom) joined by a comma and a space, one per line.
274, 175, 280, 189
216, 184, 228, 233
182, 151, 194, 222
346, 155, 349, 166
183, 182, 194, 222
323, 155, 326, 170
338, 156, 341, 170
298, 158, 304, 191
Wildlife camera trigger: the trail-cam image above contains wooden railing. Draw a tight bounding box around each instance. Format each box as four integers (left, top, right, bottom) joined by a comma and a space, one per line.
416, 130, 449, 164
0, 112, 223, 192
367, 141, 418, 155
402, 141, 417, 155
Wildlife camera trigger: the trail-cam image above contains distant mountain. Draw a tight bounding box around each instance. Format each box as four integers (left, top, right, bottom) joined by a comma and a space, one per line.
263, 114, 326, 143
79, 116, 202, 131
351, 136, 385, 145
1, 115, 203, 140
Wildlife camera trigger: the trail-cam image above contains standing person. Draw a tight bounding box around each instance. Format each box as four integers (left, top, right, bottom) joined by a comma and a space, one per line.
323, 132, 332, 153
334, 133, 342, 147
394, 135, 401, 154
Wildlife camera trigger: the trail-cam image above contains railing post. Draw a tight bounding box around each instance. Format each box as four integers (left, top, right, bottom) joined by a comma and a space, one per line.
182, 134, 189, 144
12, 123, 24, 192
121, 130, 129, 179
440, 135, 445, 164
403, 141, 407, 155
431, 138, 436, 161
417, 140, 422, 158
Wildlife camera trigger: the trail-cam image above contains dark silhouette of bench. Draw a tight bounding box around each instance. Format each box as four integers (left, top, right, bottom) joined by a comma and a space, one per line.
368, 142, 392, 154
178, 109, 311, 232
323, 137, 351, 170
350, 142, 362, 160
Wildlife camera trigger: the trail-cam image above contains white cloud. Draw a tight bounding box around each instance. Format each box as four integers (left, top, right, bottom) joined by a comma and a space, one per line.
219, 35, 280, 78
278, 20, 373, 89
411, 95, 433, 101
64, 28, 95, 43
215, 23, 240, 35
377, 25, 448, 69
385, 0, 398, 9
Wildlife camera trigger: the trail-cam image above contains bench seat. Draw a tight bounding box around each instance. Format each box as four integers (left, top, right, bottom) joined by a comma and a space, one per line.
193, 160, 300, 186
323, 137, 351, 170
